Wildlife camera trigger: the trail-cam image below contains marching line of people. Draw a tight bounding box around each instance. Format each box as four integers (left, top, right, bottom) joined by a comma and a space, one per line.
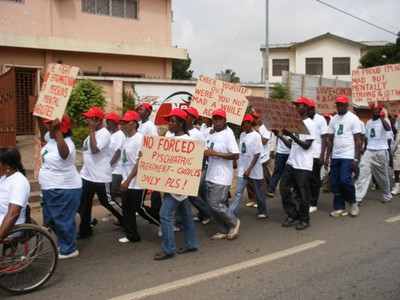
3, 95, 396, 262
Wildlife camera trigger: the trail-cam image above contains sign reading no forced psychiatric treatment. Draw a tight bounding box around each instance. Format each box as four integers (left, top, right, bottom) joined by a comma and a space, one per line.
33, 63, 79, 121
190, 75, 251, 126
136, 136, 204, 197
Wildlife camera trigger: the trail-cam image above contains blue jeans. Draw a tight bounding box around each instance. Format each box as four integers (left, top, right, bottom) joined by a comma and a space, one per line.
160, 194, 198, 254
268, 153, 289, 193
229, 177, 267, 216
42, 188, 81, 255
330, 158, 356, 210
175, 195, 211, 229
279, 164, 311, 223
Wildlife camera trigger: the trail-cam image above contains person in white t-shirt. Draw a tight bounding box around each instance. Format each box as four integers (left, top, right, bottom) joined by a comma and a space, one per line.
154, 109, 198, 260
229, 114, 267, 219
105, 112, 126, 206
307, 99, 328, 213
36, 115, 82, 259
205, 109, 241, 240
279, 97, 316, 230
78, 107, 123, 239
325, 96, 362, 217
137, 102, 162, 214
355, 103, 392, 204
0, 147, 30, 242
118, 110, 160, 244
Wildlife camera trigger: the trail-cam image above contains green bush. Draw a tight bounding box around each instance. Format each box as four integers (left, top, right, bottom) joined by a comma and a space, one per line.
71, 127, 89, 148
67, 79, 106, 127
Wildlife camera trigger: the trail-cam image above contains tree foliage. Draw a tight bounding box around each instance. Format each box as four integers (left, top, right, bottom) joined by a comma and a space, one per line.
66, 79, 106, 127
269, 83, 292, 100
222, 69, 240, 83
172, 54, 194, 80
360, 32, 400, 68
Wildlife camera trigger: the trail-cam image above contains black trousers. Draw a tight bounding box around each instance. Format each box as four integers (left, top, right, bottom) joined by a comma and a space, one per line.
78, 178, 123, 237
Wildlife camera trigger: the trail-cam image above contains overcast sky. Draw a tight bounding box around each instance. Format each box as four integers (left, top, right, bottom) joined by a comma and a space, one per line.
172, 0, 399, 83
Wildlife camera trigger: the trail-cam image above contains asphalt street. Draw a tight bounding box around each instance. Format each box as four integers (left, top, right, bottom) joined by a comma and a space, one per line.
2, 185, 400, 300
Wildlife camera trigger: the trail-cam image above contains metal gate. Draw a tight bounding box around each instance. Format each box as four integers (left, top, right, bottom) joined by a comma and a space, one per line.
15, 68, 36, 135
0, 68, 16, 146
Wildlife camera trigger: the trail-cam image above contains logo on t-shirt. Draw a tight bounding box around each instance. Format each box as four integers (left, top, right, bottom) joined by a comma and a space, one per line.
41, 149, 48, 163
241, 142, 247, 154
209, 142, 215, 149
83, 139, 89, 152
122, 149, 128, 163
337, 124, 344, 136
370, 128, 376, 138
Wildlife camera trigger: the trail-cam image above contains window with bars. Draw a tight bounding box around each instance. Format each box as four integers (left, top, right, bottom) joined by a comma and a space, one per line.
332, 57, 350, 75
305, 58, 323, 75
272, 59, 289, 76
82, 0, 138, 19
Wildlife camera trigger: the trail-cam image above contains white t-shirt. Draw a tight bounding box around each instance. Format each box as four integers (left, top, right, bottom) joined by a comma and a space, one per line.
238, 131, 264, 179
286, 118, 316, 171
328, 111, 362, 159
110, 130, 126, 175
366, 118, 389, 150
200, 125, 213, 143
277, 137, 291, 155
138, 120, 158, 136
80, 127, 112, 183
258, 124, 271, 163
0, 172, 30, 225
206, 128, 239, 186
311, 113, 328, 158
121, 132, 143, 189
39, 136, 82, 190
188, 128, 205, 143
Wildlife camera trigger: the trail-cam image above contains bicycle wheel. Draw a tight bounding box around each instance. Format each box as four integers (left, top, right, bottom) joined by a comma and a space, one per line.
0, 224, 58, 294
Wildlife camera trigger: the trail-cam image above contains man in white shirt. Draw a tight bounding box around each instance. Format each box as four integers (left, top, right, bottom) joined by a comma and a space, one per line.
279, 97, 316, 230
355, 103, 392, 203
325, 96, 362, 217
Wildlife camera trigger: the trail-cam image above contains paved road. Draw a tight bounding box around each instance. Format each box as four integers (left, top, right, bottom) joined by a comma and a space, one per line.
2, 188, 400, 300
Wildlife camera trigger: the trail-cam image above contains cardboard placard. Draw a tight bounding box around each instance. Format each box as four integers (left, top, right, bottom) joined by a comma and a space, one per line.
247, 96, 309, 134
190, 75, 251, 125
33, 63, 79, 120
383, 100, 400, 116
352, 63, 400, 104
136, 136, 204, 196
316, 86, 352, 114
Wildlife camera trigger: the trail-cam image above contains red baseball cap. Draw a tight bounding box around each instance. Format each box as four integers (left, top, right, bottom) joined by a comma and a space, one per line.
307, 99, 316, 107
252, 111, 259, 118
163, 108, 188, 121
335, 95, 349, 104
120, 110, 139, 122
184, 106, 199, 119
44, 115, 71, 134
323, 113, 332, 118
211, 109, 226, 118
83, 107, 105, 119
292, 96, 311, 107
139, 102, 153, 113
242, 114, 255, 123
105, 112, 120, 124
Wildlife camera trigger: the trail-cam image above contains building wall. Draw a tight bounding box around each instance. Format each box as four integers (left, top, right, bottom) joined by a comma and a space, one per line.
0, 0, 172, 47
268, 49, 296, 83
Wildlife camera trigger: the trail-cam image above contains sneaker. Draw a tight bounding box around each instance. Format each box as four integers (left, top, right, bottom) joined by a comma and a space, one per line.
391, 186, 400, 195
295, 221, 310, 230
357, 200, 363, 206
90, 217, 98, 227
246, 201, 256, 207
227, 219, 240, 240
211, 233, 227, 240
330, 209, 348, 217
193, 216, 201, 222
350, 203, 359, 217
59, 249, 79, 260
282, 216, 297, 227
256, 214, 267, 220
173, 226, 182, 232
201, 218, 211, 225
309, 206, 318, 213
381, 198, 391, 203
102, 214, 115, 222
118, 237, 130, 243
252, 203, 258, 208
266, 192, 274, 197
157, 228, 162, 237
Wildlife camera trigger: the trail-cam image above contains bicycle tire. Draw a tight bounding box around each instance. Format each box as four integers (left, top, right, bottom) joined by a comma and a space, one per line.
0, 224, 58, 294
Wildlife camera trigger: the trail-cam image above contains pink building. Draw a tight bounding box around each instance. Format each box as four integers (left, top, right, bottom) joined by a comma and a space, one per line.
0, 0, 186, 144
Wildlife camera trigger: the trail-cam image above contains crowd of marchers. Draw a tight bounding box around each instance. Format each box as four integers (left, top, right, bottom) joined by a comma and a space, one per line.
1, 95, 397, 261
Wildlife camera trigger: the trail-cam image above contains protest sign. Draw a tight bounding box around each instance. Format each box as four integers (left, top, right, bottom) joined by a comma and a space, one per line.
136, 136, 204, 196
190, 75, 251, 125
33, 63, 79, 120
316, 86, 352, 114
352, 63, 400, 104
247, 96, 309, 134
383, 100, 400, 116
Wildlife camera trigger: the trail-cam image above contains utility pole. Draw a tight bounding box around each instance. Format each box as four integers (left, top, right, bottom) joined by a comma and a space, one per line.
264, 0, 269, 98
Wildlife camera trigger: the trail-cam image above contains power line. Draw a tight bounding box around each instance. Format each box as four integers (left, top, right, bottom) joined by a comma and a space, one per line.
316, 0, 398, 36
